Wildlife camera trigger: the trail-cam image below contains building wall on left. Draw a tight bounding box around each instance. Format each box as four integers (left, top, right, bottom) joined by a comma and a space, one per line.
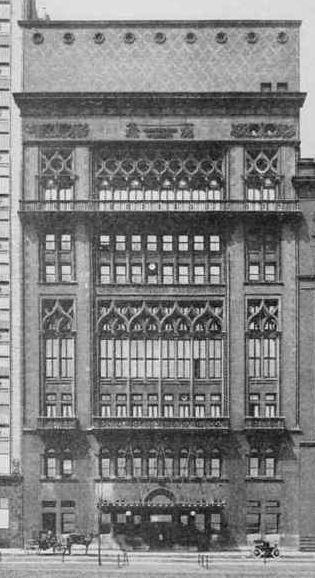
0, 0, 24, 547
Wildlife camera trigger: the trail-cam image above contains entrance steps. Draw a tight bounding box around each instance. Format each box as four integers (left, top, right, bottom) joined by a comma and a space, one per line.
300, 537, 315, 551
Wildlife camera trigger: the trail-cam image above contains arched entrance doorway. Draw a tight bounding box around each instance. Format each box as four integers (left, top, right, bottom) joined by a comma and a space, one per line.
144, 488, 175, 550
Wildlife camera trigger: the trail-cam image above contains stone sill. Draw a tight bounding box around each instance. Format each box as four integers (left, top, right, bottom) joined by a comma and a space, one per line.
245, 477, 283, 483
94, 477, 229, 483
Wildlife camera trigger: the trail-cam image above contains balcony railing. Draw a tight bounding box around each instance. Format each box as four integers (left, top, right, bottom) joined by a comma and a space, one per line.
37, 416, 79, 430
244, 417, 285, 431
19, 199, 301, 214
92, 416, 230, 431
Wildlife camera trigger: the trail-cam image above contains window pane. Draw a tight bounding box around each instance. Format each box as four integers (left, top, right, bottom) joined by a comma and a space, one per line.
210, 235, 220, 252
100, 264, 111, 285
115, 236, 126, 251
147, 235, 157, 251
45, 265, 56, 283
162, 265, 173, 285
249, 339, 261, 378
61, 265, 72, 282
178, 265, 189, 285
45, 234, 55, 251
61, 338, 74, 378
194, 265, 205, 285
115, 265, 127, 284
194, 236, 204, 251
60, 234, 72, 251
178, 235, 188, 251
210, 265, 220, 285
131, 265, 142, 284
131, 235, 141, 251
162, 235, 173, 252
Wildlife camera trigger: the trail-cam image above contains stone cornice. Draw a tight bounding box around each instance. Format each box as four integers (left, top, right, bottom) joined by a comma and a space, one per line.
14, 92, 306, 118
19, 19, 302, 29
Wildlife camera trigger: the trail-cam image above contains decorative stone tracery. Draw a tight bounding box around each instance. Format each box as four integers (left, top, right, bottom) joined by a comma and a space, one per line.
97, 300, 224, 336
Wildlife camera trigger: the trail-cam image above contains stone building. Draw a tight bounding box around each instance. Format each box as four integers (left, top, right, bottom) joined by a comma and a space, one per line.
14, 16, 315, 550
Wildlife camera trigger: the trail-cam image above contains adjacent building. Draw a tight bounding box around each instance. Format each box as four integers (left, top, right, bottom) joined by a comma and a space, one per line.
13, 15, 315, 550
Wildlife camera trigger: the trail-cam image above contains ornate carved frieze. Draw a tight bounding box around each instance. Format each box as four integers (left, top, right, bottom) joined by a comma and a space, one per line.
231, 123, 296, 139
126, 122, 194, 140
24, 122, 90, 139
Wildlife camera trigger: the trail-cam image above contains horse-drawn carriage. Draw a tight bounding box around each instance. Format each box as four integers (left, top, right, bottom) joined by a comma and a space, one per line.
28, 530, 94, 555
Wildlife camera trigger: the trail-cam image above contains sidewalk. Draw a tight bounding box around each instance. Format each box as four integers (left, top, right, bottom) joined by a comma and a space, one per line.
2, 547, 315, 560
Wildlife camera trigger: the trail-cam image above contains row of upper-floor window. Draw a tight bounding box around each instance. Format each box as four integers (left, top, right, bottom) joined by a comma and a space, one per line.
41, 230, 279, 284
43, 390, 279, 420
44, 336, 278, 381
41, 447, 278, 480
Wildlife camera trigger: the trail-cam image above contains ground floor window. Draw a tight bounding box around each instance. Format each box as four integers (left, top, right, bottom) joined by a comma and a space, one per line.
0, 497, 9, 529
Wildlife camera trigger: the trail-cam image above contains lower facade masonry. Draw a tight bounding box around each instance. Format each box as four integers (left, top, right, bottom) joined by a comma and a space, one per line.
21, 430, 302, 550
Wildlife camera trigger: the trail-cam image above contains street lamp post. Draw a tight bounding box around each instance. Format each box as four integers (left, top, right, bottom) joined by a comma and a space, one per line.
98, 506, 102, 566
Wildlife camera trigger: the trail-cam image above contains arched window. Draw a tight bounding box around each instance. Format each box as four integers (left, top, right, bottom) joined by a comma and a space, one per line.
43, 300, 75, 380
194, 448, 205, 478
100, 449, 111, 478
45, 448, 57, 479
210, 449, 221, 478
248, 448, 259, 478
164, 449, 174, 478
179, 448, 189, 478
132, 448, 142, 478
117, 450, 127, 478
61, 449, 73, 477
148, 449, 158, 478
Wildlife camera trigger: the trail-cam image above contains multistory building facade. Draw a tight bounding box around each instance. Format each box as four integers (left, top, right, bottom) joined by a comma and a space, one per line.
14, 17, 315, 549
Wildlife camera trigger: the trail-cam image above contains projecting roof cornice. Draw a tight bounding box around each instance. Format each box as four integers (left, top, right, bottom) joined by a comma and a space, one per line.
14, 92, 306, 117
18, 19, 302, 29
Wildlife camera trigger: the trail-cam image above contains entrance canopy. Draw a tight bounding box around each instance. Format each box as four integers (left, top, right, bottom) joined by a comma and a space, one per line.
97, 498, 226, 514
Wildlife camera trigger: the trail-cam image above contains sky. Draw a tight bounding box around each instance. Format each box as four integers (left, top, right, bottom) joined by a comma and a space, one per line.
36, 0, 315, 158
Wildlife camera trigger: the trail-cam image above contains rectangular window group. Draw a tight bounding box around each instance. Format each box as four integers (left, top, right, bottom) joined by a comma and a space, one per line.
100, 338, 222, 380
97, 232, 223, 285
43, 233, 74, 283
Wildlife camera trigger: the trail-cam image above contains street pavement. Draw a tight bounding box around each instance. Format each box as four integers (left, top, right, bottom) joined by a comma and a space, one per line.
1, 554, 315, 578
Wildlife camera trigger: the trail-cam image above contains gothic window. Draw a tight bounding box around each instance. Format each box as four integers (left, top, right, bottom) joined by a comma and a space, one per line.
94, 145, 225, 202
40, 148, 75, 207
42, 232, 74, 283
245, 148, 281, 205
247, 299, 279, 380
42, 300, 75, 381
